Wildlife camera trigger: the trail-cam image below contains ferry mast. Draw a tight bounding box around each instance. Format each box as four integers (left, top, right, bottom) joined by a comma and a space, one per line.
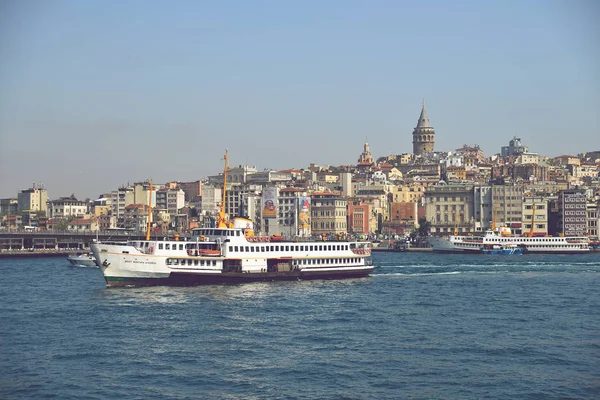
217, 151, 230, 228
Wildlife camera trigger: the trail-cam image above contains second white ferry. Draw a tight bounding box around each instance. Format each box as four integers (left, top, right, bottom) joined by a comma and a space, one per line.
429, 228, 589, 254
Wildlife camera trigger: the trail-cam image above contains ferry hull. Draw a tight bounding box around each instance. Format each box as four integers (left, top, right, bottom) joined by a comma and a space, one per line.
104, 268, 375, 287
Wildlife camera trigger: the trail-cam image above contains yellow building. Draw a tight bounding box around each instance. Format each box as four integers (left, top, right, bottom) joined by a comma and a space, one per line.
17, 187, 48, 213
522, 196, 548, 237
391, 183, 425, 203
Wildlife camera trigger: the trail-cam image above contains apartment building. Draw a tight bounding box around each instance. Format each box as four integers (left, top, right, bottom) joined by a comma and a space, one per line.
18, 187, 48, 213
0, 198, 18, 215
522, 196, 548, 236
424, 184, 474, 235
311, 192, 347, 236
491, 185, 524, 234
557, 189, 587, 236
48, 196, 88, 218
155, 187, 185, 215
347, 199, 370, 235
586, 202, 598, 239
391, 183, 425, 203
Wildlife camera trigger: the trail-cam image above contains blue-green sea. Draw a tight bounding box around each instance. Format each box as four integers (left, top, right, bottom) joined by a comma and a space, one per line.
1, 252, 599, 399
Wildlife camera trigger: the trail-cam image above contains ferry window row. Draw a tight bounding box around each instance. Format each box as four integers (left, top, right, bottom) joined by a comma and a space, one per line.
192, 229, 243, 237
299, 258, 360, 265
158, 243, 186, 250
167, 259, 217, 266
229, 244, 350, 253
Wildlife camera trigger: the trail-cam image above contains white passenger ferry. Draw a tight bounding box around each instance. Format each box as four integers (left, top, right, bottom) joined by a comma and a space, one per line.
429, 228, 589, 254
90, 220, 373, 287
90, 151, 374, 287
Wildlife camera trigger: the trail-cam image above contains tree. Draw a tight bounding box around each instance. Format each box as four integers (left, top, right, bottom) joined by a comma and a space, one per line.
417, 217, 431, 237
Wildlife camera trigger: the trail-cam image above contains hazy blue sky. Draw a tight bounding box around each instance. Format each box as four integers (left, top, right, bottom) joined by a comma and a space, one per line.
1, 0, 598, 200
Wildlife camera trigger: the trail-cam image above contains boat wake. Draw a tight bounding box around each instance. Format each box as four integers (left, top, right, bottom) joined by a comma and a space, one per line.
373, 258, 600, 276
67, 263, 99, 269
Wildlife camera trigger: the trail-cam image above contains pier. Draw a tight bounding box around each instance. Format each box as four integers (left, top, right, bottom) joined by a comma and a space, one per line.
0, 230, 146, 257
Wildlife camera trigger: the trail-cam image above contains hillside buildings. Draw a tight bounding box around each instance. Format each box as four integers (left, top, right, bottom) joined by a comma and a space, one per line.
2, 100, 599, 240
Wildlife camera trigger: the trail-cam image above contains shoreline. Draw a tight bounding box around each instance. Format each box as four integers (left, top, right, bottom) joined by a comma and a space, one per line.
0, 250, 70, 258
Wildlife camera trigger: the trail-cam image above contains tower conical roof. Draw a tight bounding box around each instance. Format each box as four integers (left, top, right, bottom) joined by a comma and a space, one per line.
416, 102, 431, 128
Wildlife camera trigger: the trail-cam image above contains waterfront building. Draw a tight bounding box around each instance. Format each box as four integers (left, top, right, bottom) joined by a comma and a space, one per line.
267, 187, 312, 238
424, 184, 474, 235
310, 192, 347, 236
557, 189, 587, 236
389, 201, 419, 233
522, 196, 548, 236
347, 199, 371, 236
472, 185, 492, 232
48, 195, 88, 218
491, 185, 524, 234
18, 186, 48, 213
0, 198, 18, 215
412, 101, 435, 156
67, 218, 99, 232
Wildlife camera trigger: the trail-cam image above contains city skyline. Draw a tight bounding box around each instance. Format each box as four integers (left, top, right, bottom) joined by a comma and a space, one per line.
1, 0, 599, 200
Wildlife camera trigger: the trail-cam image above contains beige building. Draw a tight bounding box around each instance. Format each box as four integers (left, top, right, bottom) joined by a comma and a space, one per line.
18, 187, 48, 213
554, 155, 580, 166
48, 196, 88, 218
491, 185, 524, 233
424, 184, 474, 235
522, 196, 548, 236
310, 192, 347, 236
391, 183, 425, 203
397, 153, 413, 165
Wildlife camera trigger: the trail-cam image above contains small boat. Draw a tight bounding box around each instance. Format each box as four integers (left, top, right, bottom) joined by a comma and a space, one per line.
481, 243, 523, 255
67, 252, 98, 267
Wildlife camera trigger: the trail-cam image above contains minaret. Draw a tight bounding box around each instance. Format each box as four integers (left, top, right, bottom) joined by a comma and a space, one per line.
412, 100, 435, 155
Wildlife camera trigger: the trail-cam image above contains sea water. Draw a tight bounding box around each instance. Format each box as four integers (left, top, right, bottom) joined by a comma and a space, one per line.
1, 253, 599, 399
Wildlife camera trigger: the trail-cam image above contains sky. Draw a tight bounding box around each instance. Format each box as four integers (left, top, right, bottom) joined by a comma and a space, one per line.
1, 0, 598, 200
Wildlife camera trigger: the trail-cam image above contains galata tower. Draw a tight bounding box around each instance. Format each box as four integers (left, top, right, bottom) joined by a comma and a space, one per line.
412, 101, 435, 155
